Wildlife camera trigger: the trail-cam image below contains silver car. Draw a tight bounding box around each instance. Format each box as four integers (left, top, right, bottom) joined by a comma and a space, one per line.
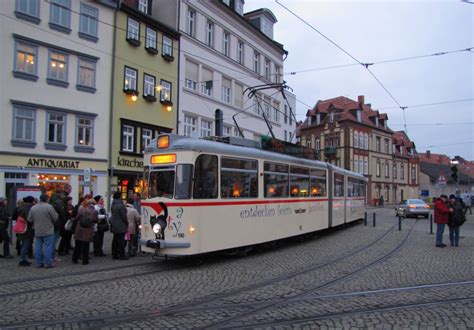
395, 199, 430, 218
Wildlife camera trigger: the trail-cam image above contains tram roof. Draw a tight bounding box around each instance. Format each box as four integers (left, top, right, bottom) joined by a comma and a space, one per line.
147, 134, 366, 180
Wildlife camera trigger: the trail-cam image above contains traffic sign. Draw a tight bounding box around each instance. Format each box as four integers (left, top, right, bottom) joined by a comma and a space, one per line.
438, 174, 447, 185
84, 168, 91, 183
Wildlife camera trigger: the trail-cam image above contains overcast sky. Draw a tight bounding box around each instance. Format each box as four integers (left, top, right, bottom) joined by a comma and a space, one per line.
245, 0, 473, 160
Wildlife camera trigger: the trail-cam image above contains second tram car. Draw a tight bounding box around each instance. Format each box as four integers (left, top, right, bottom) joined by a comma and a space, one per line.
140, 134, 366, 256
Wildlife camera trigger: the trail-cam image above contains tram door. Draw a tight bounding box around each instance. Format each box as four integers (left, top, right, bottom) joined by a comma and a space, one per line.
327, 167, 333, 227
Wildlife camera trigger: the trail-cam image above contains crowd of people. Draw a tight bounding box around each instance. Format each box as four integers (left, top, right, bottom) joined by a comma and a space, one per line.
0, 185, 142, 268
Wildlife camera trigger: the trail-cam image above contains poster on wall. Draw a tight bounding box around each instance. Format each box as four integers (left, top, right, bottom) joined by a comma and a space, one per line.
16, 186, 43, 201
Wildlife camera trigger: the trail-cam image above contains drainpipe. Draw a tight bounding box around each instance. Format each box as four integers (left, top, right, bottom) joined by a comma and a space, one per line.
107, 1, 119, 210
176, 0, 181, 134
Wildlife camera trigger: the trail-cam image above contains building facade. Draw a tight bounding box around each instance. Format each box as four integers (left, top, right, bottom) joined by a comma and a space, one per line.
177, 0, 296, 142
0, 0, 115, 210
110, 0, 179, 199
298, 95, 419, 205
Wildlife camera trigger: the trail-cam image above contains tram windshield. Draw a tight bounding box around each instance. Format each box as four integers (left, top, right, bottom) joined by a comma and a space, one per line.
147, 164, 193, 199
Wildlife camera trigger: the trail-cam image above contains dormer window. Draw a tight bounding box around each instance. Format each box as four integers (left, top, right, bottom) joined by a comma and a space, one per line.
375, 117, 379, 126
357, 110, 361, 122
316, 113, 321, 125
138, 0, 148, 14
384, 120, 387, 129
329, 112, 334, 123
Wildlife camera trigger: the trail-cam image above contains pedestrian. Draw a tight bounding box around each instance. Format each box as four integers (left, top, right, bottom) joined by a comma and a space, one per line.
433, 194, 452, 248
27, 194, 58, 268
447, 194, 466, 247
0, 198, 13, 258
17, 196, 36, 266
72, 197, 98, 265
126, 197, 140, 257
110, 192, 129, 260
58, 196, 74, 256
379, 195, 384, 208
49, 184, 71, 260
133, 193, 141, 215
12, 199, 24, 256
93, 195, 108, 257
463, 194, 472, 215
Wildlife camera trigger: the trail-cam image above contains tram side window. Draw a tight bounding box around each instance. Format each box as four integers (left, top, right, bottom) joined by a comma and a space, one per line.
175, 164, 193, 199
347, 178, 354, 197
193, 154, 218, 199
220, 157, 258, 198
149, 166, 175, 198
290, 166, 309, 197
264, 162, 289, 198
334, 173, 345, 197
310, 168, 326, 197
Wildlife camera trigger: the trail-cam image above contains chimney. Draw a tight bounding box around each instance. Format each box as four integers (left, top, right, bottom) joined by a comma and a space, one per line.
426, 150, 431, 159
358, 95, 365, 105
215, 109, 223, 137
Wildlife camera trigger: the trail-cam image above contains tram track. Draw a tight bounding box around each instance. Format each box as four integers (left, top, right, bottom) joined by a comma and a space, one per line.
0, 213, 403, 329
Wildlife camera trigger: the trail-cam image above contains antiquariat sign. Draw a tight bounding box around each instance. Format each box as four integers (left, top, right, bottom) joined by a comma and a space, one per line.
117, 156, 143, 169
27, 158, 80, 169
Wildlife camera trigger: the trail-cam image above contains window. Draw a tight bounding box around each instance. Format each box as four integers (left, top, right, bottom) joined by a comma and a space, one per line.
334, 173, 344, 197
384, 139, 390, 154
264, 162, 289, 198
183, 115, 196, 137
253, 50, 260, 74
290, 166, 309, 197
15, 0, 40, 23
145, 27, 157, 51
47, 51, 68, 86
14, 41, 38, 79
12, 106, 35, 145
143, 74, 156, 98
201, 67, 213, 96
234, 83, 243, 108
376, 136, 381, 152
375, 117, 379, 127
141, 128, 152, 152
222, 77, 231, 103
206, 20, 214, 48
46, 112, 65, 144
354, 131, 359, 148
393, 162, 397, 179
411, 165, 417, 181
160, 79, 171, 102
237, 40, 244, 64
364, 159, 368, 175
222, 31, 230, 56
186, 8, 195, 36
356, 110, 361, 122
274, 65, 280, 83
316, 138, 320, 150
223, 125, 231, 136
49, 0, 71, 33
193, 154, 218, 199
138, 0, 148, 14
200, 119, 212, 138
400, 163, 405, 180
289, 108, 293, 126
79, 4, 98, 41
264, 58, 271, 80
122, 125, 134, 152
284, 105, 288, 124
162, 35, 173, 57
77, 58, 96, 92
185, 60, 198, 90
354, 159, 359, 173
376, 159, 381, 177
364, 133, 369, 150
127, 17, 140, 43
329, 112, 334, 123
384, 161, 389, 178
221, 157, 258, 198
76, 117, 93, 148
273, 101, 280, 123
359, 133, 364, 149
124, 66, 137, 91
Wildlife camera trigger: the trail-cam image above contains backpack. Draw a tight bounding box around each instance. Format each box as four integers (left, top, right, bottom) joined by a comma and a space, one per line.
79, 212, 93, 228
13, 216, 27, 234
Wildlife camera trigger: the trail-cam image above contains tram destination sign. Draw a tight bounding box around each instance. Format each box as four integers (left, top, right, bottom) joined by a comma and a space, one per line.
260, 136, 319, 160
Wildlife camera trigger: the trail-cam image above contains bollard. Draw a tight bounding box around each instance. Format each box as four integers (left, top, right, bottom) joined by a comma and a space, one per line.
373, 212, 376, 227
430, 213, 433, 235
398, 215, 402, 231
364, 212, 367, 226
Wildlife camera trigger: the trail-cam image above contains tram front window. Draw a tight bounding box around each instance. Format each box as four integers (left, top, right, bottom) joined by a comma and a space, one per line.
149, 168, 175, 198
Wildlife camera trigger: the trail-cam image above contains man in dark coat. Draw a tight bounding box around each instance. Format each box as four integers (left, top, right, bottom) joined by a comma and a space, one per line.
110, 192, 129, 260
434, 194, 452, 247
17, 196, 36, 266
0, 197, 12, 258
447, 194, 466, 246
49, 184, 70, 258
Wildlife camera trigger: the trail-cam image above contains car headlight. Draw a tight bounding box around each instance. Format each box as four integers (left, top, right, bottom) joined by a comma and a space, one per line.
153, 223, 161, 234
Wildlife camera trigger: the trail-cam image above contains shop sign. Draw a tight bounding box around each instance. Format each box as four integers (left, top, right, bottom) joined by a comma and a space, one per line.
27, 158, 80, 169
117, 156, 143, 169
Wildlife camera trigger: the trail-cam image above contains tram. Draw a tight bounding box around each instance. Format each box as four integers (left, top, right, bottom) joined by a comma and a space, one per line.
140, 134, 367, 256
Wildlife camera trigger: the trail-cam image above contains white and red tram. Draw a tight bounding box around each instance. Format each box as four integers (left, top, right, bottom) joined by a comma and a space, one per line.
140, 134, 367, 256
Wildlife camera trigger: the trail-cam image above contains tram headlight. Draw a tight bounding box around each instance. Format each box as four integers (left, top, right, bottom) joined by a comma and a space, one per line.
152, 223, 161, 234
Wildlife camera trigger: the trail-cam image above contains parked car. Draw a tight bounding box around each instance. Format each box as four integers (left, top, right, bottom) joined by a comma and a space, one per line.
395, 199, 430, 218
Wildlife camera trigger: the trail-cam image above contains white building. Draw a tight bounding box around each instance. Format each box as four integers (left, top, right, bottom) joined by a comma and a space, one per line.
176, 0, 296, 141
0, 0, 115, 208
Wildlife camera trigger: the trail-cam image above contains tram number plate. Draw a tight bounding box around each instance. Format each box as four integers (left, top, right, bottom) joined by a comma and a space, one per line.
177, 233, 185, 238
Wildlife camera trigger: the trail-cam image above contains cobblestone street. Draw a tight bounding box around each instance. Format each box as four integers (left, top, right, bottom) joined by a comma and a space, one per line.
0, 208, 472, 329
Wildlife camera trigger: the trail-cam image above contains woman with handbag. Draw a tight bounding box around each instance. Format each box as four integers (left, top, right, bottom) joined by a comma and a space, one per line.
58, 197, 74, 256
93, 195, 108, 257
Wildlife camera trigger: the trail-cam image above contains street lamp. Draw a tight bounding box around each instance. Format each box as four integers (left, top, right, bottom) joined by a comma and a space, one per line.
450, 158, 459, 195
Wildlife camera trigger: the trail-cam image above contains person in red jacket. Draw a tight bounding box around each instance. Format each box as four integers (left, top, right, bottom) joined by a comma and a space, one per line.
434, 194, 452, 247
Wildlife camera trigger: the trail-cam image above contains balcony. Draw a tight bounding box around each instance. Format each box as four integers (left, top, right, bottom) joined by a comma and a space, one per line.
324, 146, 337, 156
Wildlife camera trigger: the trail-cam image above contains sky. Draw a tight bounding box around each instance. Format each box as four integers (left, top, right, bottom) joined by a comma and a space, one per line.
245, 0, 474, 160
